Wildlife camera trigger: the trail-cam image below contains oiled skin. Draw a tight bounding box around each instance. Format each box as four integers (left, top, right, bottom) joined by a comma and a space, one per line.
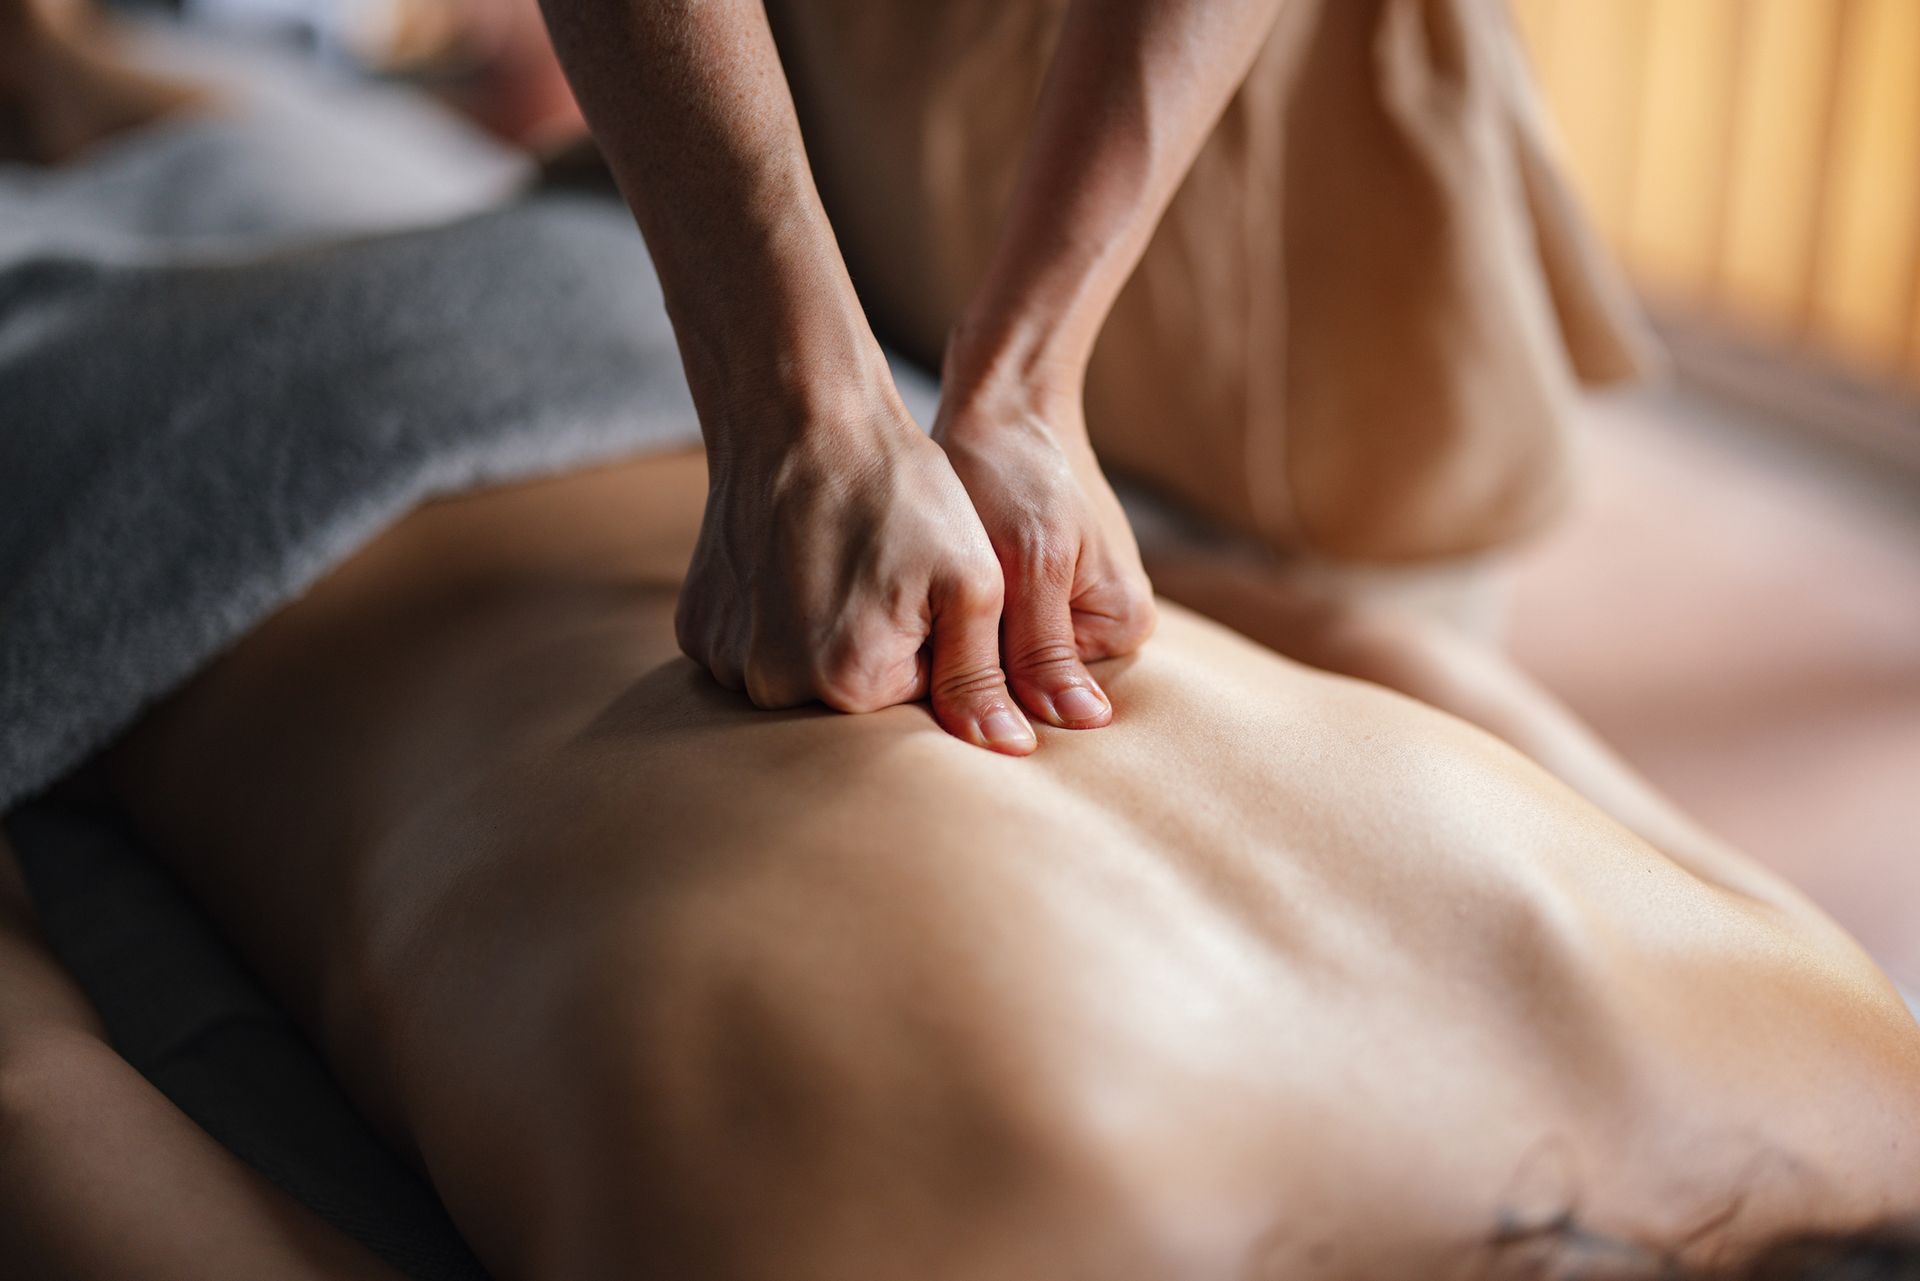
107, 452, 1920, 1280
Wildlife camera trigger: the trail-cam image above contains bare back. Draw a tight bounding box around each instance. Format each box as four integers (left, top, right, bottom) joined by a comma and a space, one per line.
105, 452, 1920, 1280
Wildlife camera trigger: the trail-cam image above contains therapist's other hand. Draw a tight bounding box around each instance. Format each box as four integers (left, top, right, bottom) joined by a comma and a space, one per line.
934, 383, 1156, 731
676, 388, 1039, 755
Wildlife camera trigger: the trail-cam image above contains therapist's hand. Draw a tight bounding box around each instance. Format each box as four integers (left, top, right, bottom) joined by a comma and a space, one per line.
676, 386, 1040, 755
934, 379, 1156, 731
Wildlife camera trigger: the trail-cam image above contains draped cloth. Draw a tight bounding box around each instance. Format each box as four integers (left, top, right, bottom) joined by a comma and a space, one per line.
769, 0, 1659, 562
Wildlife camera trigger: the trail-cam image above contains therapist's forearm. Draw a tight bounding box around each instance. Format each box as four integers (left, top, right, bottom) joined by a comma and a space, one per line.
945, 0, 1290, 417
535, 0, 889, 434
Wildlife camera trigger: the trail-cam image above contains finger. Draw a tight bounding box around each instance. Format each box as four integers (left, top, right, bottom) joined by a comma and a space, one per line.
707, 650, 746, 693
674, 597, 746, 692
929, 574, 1034, 756
743, 632, 813, 710
1002, 565, 1112, 730
813, 627, 929, 714
1072, 577, 1159, 662
908, 646, 931, 704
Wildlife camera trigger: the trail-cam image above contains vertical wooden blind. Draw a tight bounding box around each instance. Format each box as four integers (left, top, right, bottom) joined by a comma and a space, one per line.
1510, 0, 1920, 393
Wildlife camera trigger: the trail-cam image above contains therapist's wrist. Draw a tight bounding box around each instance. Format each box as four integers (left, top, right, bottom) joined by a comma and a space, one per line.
938, 312, 1092, 448
646, 174, 894, 434
678, 282, 902, 449
694, 349, 920, 477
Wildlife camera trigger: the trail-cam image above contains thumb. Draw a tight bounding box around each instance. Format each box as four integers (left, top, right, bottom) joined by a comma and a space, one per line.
1002, 559, 1112, 730
928, 571, 1035, 756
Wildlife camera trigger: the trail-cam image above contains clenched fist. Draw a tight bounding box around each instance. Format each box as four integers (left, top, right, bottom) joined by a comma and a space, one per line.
675, 386, 1042, 754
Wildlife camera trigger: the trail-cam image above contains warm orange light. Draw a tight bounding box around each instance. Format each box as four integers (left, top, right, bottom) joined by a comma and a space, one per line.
1515, 0, 1920, 389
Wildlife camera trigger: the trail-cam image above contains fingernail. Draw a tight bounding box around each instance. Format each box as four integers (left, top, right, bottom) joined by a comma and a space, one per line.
1053, 686, 1109, 724
981, 709, 1036, 749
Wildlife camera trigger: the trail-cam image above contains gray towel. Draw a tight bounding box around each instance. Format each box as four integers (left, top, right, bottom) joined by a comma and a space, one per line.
0, 23, 943, 813
0, 14, 691, 801
0, 23, 697, 812
0, 193, 707, 811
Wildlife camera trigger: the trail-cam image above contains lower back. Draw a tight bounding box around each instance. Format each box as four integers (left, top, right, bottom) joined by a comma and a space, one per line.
107, 455, 1920, 1272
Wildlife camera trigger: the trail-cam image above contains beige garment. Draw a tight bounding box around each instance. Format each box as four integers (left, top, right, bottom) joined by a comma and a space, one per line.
766, 0, 1659, 563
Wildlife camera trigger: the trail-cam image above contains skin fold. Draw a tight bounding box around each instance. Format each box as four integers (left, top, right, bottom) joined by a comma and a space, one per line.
80, 450, 1920, 1281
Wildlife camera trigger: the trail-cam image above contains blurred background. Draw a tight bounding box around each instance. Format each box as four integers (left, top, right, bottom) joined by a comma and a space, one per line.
1502, 0, 1920, 991
105, 0, 1920, 985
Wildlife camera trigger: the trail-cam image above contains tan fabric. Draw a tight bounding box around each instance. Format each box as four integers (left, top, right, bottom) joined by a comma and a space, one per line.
767, 0, 1660, 563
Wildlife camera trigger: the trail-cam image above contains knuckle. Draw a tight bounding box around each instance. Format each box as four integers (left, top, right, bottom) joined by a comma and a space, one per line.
813, 667, 882, 714
743, 657, 801, 709
742, 668, 780, 709
675, 623, 705, 668
678, 613, 745, 689
1114, 593, 1158, 645
1007, 639, 1083, 679
672, 595, 706, 658
813, 629, 918, 714
933, 665, 1008, 705
1076, 592, 1157, 659
809, 662, 858, 711
1018, 531, 1078, 583
949, 563, 1005, 615
695, 638, 746, 691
